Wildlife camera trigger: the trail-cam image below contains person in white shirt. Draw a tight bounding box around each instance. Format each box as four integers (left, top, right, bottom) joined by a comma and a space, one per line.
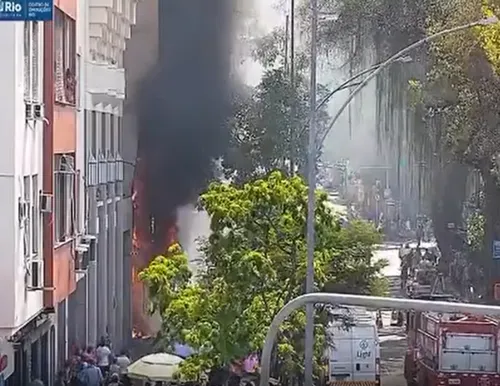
116, 350, 131, 375
96, 337, 112, 377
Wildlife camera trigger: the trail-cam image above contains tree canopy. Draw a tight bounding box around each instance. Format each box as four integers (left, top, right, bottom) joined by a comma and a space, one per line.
140, 171, 386, 380
222, 25, 331, 183
297, 0, 500, 295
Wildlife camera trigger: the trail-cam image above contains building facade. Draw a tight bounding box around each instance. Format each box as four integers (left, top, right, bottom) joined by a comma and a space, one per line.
0, 0, 141, 383
0, 18, 55, 386
79, 0, 140, 351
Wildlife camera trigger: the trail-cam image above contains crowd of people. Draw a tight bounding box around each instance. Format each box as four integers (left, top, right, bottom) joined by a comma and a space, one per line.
56, 337, 132, 386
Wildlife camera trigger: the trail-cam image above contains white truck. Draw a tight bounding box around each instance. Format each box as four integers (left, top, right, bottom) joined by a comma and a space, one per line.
326, 307, 381, 385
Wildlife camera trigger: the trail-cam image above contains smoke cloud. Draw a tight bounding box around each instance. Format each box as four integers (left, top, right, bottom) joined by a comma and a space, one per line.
137, 0, 235, 220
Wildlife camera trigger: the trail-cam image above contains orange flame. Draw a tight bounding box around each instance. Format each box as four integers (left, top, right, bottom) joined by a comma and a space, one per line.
131, 156, 179, 336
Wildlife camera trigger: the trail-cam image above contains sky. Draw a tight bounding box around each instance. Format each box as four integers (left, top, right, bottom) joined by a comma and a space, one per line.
238, 0, 381, 168
239, 0, 283, 86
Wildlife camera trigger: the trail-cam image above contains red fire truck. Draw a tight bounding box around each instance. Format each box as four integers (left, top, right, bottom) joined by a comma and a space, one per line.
404, 294, 500, 386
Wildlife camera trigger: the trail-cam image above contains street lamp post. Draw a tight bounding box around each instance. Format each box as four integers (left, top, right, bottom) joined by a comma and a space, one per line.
318, 15, 499, 150
316, 56, 412, 112
298, 56, 412, 149
301, 15, 498, 386
304, 0, 318, 383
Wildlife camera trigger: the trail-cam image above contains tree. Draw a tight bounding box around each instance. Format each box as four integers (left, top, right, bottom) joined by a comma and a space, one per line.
223, 28, 331, 183
303, 0, 500, 296
140, 171, 386, 381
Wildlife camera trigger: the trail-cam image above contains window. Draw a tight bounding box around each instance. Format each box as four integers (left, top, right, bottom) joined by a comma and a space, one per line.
117, 116, 122, 154
32, 175, 39, 255
100, 112, 107, 153
91, 111, 98, 156
110, 115, 115, 154
55, 9, 76, 105
54, 154, 76, 243
24, 22, 40, 102
23, 176, 31, 258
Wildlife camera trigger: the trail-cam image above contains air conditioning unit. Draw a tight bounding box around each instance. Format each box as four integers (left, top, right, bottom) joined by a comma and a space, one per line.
75, 244, 89, 272
33, 103, 44, 120
26, 260, 43, 291
40, 193, 53, 213
25, 102, 35, 121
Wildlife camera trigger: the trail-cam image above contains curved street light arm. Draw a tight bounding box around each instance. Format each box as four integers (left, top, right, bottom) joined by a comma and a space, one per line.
316, 65, 380, 111
318, 19, 489, 149
259, 292, 500, 386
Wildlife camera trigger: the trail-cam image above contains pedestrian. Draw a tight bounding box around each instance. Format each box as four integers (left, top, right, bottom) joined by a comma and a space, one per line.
77, 356, 103, 386
107, 373, 122, 386
115, 350, 131, 375
96, 336, 112, 378
109, 357, 121, 379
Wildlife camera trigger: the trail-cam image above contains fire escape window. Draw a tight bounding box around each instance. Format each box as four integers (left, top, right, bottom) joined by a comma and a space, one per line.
54, 154, 76, 243
23, 21, 40, 102
55, 9, 76, 105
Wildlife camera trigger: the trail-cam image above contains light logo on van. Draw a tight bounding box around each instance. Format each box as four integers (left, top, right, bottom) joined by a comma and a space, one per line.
356, 340, 371, 359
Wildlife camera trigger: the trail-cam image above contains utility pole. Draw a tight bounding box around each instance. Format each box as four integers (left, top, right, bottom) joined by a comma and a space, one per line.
284, 15, 289, 73
305, 0, 317, 384
289, 0, 295, 175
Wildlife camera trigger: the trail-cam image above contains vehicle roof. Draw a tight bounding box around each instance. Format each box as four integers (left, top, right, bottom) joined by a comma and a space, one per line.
423, 311, 500, 325
328, 306, 376, 324
402, 241, 438, 249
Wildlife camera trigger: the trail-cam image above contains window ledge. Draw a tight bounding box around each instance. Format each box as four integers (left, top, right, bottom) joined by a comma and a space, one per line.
54, 238, 74, 250
55, 100, 77, 108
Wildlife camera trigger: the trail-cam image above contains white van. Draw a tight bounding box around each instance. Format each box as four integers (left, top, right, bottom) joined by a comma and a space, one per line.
326, 307, 381, 385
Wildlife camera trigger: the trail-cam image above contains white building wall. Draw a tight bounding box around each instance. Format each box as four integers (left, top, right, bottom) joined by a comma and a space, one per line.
0, 21, 44, 335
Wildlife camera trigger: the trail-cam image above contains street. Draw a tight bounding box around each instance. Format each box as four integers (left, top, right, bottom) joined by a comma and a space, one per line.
374, 243, 406, 385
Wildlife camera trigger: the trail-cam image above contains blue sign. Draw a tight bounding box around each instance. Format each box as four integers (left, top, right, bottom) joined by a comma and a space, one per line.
493, 240, 500, 259
0, 1, 53, 21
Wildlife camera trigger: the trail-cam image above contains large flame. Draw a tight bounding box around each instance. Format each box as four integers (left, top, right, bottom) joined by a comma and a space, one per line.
131, 157, 178, 337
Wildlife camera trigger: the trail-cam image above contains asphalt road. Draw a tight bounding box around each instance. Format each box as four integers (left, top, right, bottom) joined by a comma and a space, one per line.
375, 243, 407, 386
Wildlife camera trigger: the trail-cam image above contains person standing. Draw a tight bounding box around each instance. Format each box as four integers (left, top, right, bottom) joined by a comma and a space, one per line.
115, 350, 131, 374
77, 358, 103, 386
96, 337, 112, 378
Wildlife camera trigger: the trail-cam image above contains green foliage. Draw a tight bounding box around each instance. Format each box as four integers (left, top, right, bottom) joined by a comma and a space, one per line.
223, 68, 307, 182
224, 66, 331, 183
138, 244, 192, 315
224, 20, 331, 183
307, 0, 500, 283
407, 79, 423, 108
140, 172, 385, 380
467, 212, 485, 251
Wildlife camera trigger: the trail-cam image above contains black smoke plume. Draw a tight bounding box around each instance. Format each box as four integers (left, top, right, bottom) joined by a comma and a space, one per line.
137, 0, 234, 223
